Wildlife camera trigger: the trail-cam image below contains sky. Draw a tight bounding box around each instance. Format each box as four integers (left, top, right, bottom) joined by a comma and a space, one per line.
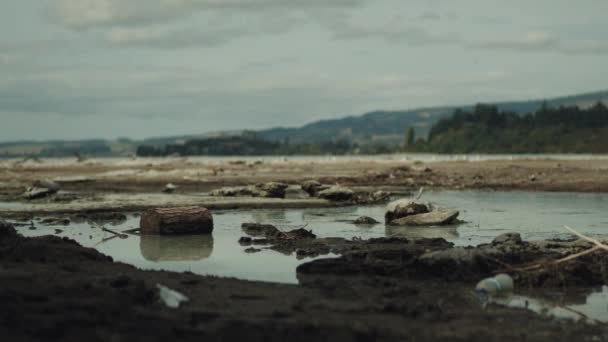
1, 0, 607, 141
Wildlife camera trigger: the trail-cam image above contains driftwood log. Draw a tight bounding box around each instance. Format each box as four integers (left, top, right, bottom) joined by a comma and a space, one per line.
140, 207, 214, 235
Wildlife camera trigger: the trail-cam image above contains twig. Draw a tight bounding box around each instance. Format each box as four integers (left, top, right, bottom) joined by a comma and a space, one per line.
102, 227, 129, 239
122, 227, 141, 235
94, 235, 118, 246
510, 246, 602, 272
504, 226, 608, 273
564, 226, 608, 251
414, 187, 424, 201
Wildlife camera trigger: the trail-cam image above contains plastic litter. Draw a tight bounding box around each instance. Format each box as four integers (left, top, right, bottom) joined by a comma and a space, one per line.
157, 284, 189, 309
475, 274, 514, 295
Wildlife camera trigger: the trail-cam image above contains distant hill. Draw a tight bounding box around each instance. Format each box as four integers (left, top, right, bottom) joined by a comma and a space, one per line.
1, 89, 607, 158
257, 90, 608, 144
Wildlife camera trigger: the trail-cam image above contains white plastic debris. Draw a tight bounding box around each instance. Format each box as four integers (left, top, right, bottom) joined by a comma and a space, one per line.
156, 284, 189, 309
475, 274, 514, 295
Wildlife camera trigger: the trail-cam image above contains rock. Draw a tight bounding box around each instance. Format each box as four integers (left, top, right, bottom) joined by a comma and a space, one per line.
40, 217, 71, 226
353, 216, 379, 225
284, 185, 309, 199
33, 179, 61, 192
238, 236, 253, 245
163, 183, 178, 193
72, 212, 127, 224
492, 233, 523, 246
385, 199, 429, 223
301, 180, 325, 197
389, 210, 460, 226
255, 182, 288, 198
0, 220, 16, 237
210, 182, 288, 198
210, 186, 253, 197
140, 207, 213, 235
529, 174, 537, 182
23, 187, 56, 200
244, 247, 262, 254
241, 223, 283, 238
284, 228, 316, 240
241, 223, 316, 240
317, 186, 355, 202
53, 176, 95, 184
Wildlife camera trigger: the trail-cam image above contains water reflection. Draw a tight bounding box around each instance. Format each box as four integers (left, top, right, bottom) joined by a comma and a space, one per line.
486, 286, 608, 324
386, 225, 459, 240
251, 210, 287, 224
140, 235, 214, 262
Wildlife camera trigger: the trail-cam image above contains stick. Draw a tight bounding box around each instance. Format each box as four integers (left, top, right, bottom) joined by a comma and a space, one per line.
564, 226, 608, 251
414, 187, 424, 200
94, 235, 118, 246
122, 227, 141, 235
102, 227, 129, 239
511, 246, 602, 272
505, 226, 608, 273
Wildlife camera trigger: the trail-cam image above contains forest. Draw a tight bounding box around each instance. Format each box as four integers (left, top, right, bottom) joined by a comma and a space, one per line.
406, 102, 608, 153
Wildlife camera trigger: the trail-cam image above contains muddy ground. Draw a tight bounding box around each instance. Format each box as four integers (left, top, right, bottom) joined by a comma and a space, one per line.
1, 157, 608, 341
2, 223, 608, 341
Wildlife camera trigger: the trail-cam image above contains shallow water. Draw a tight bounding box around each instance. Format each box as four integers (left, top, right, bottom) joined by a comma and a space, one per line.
488, 286, 608, 324
12, 190, 608, 321
16, 190, 608, 283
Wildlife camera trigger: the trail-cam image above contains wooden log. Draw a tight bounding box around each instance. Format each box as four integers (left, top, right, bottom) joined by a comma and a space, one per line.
140, 206, 214, 235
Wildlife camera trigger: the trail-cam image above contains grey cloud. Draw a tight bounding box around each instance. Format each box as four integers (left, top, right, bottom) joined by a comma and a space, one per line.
469, 32, 608, 55
418, 11, 441, 21
331, 24, 460, 46
51, 0, 363, 30
103, 13, 300, 48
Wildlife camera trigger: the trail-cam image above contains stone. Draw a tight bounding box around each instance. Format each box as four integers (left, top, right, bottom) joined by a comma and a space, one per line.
163, 183, 178, 193
255, 182, 289, 198
210, 182, 288, 198
301, 180, 325, 196
389, 210, 460, 226
140, 206, 213, 235
492, 233, 523, 246
33, 179, 61, 192
40, 217, 71, 226
317, 186, 355, 202
241, 223, 283, 238
353, 216, 379, 225
385, 199, 430, 223
23, 187, 56, 200
0, 220, 16, 237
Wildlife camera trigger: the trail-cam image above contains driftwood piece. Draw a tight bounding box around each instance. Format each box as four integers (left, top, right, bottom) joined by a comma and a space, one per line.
140, 206, 214, 235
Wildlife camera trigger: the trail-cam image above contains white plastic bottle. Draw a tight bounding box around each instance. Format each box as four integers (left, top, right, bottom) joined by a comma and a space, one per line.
475, 274, 514, 295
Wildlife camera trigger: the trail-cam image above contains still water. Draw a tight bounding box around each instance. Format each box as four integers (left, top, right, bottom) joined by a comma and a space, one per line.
14, 190, 608, 322
17, 190, 608, 283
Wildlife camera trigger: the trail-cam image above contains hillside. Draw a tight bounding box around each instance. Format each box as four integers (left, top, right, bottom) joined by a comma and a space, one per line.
257, 90, 608, 144
409, 102, 608, 153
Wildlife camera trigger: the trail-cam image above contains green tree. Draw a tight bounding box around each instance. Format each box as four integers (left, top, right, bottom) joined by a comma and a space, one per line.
404, 127, 415, 149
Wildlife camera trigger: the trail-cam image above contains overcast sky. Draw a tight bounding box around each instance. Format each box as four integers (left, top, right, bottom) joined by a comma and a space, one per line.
1, 0, 607, 141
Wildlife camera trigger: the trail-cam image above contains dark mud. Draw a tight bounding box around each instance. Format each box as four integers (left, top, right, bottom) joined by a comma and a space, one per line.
237, 226, 608, 288
1, 222, 607, 341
